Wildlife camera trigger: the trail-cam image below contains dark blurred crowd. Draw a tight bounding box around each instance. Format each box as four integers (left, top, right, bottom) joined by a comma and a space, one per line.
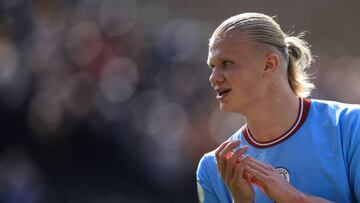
0, 0, 359, 202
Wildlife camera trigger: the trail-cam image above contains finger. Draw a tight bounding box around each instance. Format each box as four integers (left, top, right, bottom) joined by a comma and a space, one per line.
225, 146, 249, 183
226, 151, 233, 159
215, 140, 232, 159
245, 166, 265, 189
247, 158, 271, 175
219, 140, 241, 160
248, 157, 275, 171
215, 140, 232, 172
217, 141, 235, 175
232, 162, 247, 187
238, 155, 252, 181
238, 153, 251, 163
218, 140, 241, 177
243, 171, 252, 184
250, 176, 264, 189
232, 145, 249, 161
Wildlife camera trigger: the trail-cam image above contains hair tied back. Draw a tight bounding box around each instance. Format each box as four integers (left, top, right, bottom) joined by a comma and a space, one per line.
288, 44, 300, 59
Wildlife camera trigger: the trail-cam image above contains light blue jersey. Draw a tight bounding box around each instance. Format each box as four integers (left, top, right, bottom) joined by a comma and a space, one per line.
196, 98, 360, 203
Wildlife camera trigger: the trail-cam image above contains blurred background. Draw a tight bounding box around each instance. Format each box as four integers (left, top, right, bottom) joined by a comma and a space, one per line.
0, 0, 359, 202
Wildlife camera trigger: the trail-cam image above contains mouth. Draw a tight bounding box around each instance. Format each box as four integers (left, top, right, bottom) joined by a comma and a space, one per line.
216, 88, 231, 100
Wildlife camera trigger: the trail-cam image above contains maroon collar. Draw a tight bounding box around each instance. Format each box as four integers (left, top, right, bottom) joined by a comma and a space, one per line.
242, 98, 311, 148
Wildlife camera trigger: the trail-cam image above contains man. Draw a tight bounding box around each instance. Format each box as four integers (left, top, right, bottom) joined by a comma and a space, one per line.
196, 12, 360, 203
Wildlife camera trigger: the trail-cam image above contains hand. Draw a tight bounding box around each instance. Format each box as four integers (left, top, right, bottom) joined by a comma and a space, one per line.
245, 157, 301, 203
215, 140, 253, 203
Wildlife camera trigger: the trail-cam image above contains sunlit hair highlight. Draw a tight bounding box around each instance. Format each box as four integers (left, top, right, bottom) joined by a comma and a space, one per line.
210, 12, 314, 97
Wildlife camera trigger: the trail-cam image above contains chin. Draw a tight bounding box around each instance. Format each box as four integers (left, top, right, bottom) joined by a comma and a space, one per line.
219, 102, 242, 113
219, 103, 234, 112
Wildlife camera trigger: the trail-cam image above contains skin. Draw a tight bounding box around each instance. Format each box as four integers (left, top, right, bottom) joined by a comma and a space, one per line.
208, 30, 333, 203
215, 140, 253, 203
208, 31, 299, 142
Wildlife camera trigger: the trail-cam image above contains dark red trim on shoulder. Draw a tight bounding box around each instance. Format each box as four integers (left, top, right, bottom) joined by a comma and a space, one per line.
242, 98, 311, 149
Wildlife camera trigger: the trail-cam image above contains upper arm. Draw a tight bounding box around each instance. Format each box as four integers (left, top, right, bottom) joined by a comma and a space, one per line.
342, 107, 360, 201
197, 155, 221, 203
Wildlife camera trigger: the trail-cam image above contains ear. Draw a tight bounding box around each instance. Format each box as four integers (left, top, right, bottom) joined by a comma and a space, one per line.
263, 53, 279, 73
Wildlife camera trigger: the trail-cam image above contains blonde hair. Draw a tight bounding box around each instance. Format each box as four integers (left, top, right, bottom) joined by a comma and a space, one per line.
210, 12, 314, 97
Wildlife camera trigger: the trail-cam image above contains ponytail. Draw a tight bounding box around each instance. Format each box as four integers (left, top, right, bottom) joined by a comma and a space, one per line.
285, 34, 314, 97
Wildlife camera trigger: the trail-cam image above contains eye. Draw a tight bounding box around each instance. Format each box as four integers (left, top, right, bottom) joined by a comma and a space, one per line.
222, 60, 232, 67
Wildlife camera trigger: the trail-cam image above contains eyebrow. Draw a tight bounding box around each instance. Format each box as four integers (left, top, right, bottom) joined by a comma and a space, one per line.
207, 57, 230, 68
207, 59, 216, 68
207, 63, 214, 69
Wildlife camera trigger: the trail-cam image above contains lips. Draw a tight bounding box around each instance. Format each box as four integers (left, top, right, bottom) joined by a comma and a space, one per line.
216, 88, 231, 100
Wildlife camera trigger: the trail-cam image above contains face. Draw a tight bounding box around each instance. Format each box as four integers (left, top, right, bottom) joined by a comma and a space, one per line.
207, 32, 268, 113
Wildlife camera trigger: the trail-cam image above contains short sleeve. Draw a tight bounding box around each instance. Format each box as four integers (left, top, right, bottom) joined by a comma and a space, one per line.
342, 107, 360, 201
196, 154, 221, 203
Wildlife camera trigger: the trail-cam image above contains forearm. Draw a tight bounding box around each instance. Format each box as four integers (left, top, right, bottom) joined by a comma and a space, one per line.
297, 195, 333, 203
233, 192, 333, 203
280, 191, 334, 203
232, 199, 252, 203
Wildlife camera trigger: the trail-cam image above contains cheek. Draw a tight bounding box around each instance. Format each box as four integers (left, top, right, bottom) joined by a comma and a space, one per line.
237, 77, 262, 97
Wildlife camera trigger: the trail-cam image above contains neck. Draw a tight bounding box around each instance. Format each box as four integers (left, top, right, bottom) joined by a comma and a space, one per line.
243, 92, 300, 143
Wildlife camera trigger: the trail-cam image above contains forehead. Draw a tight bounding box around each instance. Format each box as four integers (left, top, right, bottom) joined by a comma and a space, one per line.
207, 31, 256, 63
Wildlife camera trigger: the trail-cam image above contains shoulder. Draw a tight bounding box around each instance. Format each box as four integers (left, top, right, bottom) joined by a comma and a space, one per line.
196, 150, 219, 195
310, 99, 359, 111
197, 151, 217, 178
310, 99, 360, 120
311, 99, 360, 140
312, 100, 360, 200
310, 99, 360, 110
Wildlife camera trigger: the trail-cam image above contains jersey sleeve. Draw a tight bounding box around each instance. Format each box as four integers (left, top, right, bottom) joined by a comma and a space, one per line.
342, 107, 360, 202
196, 154, 221, 203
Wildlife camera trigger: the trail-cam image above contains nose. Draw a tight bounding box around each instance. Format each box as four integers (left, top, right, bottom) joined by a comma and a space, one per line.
209, 68, 225, 88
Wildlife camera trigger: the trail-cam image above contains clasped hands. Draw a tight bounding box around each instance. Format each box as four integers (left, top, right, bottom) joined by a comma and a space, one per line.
215, 140, 301, 203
